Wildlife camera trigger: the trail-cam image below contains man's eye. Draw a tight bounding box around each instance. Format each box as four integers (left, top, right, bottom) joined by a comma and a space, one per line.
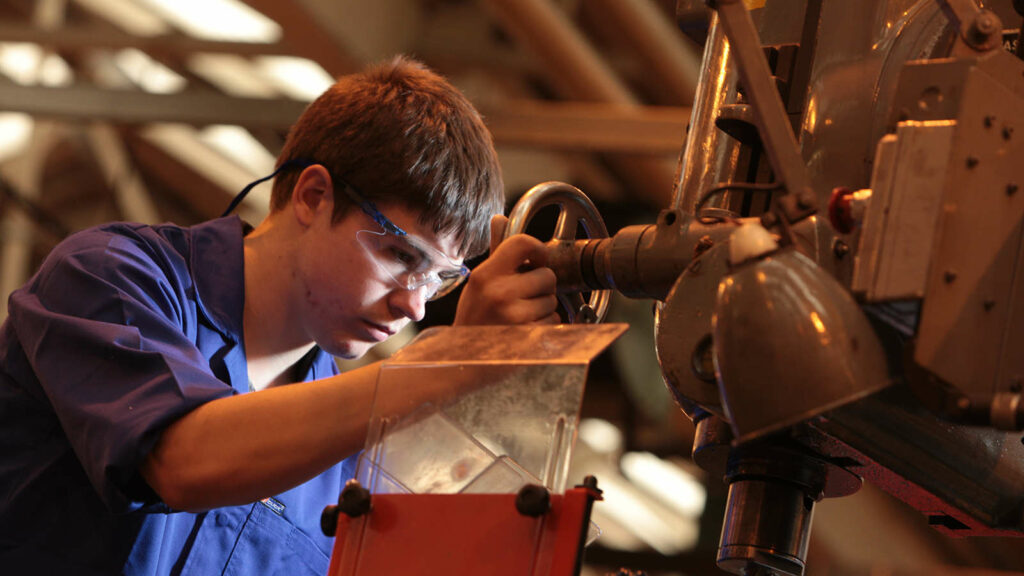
389, 247, 421, 268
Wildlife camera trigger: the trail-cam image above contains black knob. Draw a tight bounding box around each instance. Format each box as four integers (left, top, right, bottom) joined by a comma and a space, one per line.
338, 479, 372, 518
515, 484, 551, 517
320, 505, 340, 537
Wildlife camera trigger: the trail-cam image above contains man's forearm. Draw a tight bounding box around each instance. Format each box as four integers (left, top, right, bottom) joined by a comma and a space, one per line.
140, 362, 380, 512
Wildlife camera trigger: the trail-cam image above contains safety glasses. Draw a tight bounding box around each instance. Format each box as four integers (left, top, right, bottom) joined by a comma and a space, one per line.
341, 178, 469, 301
226, 161, 470, 300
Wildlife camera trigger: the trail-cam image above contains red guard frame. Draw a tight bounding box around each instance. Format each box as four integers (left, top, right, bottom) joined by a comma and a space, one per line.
326, 485, 601, 576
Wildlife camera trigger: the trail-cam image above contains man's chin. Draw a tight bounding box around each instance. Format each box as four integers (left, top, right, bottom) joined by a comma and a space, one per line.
323, 340, 374, 361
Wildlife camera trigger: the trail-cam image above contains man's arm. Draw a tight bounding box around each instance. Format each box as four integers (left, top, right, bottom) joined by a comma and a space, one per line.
143, 218, 559, 512
141, 362, 380, 512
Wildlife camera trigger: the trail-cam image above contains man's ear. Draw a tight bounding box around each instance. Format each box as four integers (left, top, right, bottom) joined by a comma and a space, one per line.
291, 164, 333, 227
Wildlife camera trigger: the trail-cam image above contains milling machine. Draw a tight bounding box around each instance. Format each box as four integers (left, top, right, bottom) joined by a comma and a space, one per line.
502, 0, 1024, 574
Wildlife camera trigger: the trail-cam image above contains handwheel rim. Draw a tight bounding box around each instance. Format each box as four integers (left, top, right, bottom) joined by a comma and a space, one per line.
505, 181, 610, 324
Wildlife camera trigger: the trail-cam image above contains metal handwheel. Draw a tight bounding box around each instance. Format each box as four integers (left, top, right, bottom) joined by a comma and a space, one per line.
505, 181, 611, 324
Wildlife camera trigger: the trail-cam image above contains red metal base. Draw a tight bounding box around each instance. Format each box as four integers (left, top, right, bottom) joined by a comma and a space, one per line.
326, 486, 599, 576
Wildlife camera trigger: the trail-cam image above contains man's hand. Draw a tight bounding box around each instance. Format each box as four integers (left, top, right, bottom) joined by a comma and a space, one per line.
454, 215, 560, 325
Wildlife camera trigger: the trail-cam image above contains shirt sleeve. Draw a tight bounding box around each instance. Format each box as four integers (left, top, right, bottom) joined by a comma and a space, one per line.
8, 229, 237, 513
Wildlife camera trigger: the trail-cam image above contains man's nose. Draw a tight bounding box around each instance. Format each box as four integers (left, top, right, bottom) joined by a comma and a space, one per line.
389, 286, 428, 322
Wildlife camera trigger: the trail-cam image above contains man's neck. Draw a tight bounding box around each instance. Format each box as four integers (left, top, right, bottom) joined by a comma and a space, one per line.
243, 216, 315, 391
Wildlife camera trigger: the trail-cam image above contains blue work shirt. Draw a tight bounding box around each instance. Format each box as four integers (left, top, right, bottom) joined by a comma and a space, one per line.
0, 216, 357, 575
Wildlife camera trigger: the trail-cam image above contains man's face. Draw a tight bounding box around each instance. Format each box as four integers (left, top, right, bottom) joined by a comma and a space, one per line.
293, 198, 463, 359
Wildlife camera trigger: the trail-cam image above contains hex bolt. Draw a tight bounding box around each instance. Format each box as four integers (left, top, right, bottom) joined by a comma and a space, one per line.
966, 10, 1000, 47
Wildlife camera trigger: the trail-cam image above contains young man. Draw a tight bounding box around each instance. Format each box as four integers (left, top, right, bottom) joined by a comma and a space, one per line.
0, 57, 558, 574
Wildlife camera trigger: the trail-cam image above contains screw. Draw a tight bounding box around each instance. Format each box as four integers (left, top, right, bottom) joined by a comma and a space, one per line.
944, 270, 958, 283
696, 235, 715, 255
984, 298, 996, 311
984, 115, 996, 128
833, 239, 850, 259
797, 190, 815, 209
967, 156, 980, 168
957, 396, 972, 411
1004, 126, 1015, 140
1008, 183, 1020, 196
1010, 377, 1023, 393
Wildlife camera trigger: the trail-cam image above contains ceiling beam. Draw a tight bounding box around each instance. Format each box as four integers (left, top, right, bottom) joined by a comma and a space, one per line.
0, 81, 308, 129
0, 22, 292, 56
481, 0, 681, 206
484, 101, 689, 154
240, 0, 361, 76
0, 81, 689, 155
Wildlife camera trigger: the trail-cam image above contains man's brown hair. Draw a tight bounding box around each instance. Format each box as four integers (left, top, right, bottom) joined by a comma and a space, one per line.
272, 56, 504, 258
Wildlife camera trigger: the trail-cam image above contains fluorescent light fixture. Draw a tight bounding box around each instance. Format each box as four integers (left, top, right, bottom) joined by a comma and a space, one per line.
256, 56, 334, 102
0, 43, 42, 85
0, 113, 34, 163
620, 451, 707, 518
577, 418, 623, 456
73, 0, 171, 36
140, 0, 281, 43
188, 53, 279, 99
38, 53, 73, 87
142, 123, 269, 222
0, 44, 73, 87
199, 125, 276, 177
113, 48, 187, 94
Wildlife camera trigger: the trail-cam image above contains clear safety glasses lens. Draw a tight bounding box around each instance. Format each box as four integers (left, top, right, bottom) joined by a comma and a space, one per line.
355, 229, 469, 300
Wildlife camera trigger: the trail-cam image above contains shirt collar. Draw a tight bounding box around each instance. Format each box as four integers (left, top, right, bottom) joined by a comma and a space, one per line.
189, 216, 247, 342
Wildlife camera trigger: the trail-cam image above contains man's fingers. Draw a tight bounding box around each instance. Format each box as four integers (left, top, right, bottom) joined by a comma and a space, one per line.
503, 294, 559, 325
493, 266, 557, 300
535, 311, 562, 325
485, 234, 548, 273
489, 214, 508, 255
